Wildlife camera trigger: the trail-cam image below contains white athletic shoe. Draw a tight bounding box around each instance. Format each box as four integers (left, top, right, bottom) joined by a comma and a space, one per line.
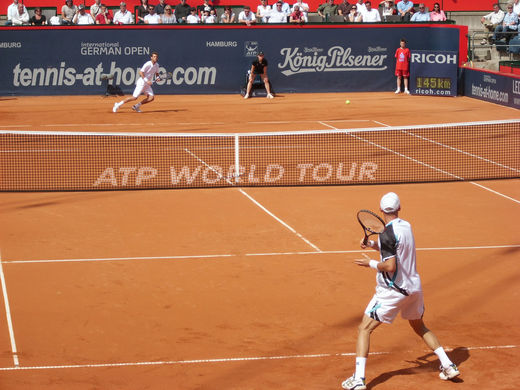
439, 364, 460, 380
243, 94, 250, 99
112, 102, 121, 113
132, 104, 142, 113
404, 89, 410, 95
341, 375, 366, 390
266, 93, 274, 99
395, 88, 400, 94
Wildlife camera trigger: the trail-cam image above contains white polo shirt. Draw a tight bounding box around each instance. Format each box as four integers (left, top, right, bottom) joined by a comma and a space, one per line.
140, 60, 159, 83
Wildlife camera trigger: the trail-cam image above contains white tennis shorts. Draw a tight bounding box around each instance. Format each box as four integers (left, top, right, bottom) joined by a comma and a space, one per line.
132, 78, 154, 98
364, 286, 424, 324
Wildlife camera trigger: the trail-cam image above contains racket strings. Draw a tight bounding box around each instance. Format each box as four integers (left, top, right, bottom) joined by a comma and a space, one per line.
358, 212, 385, 233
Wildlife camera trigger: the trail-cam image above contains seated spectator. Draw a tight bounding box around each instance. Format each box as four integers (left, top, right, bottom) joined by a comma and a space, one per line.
161, 5, 176, 23
73, 4, 94, 24
136, 0, 148, 23
238, 6, 257, 25
379, 0, 396, 17
113, 2, 134, 24
292, 0, 309, 21
347, 4, 362, 21
186, 7, 200, 23
220, 6, 236, 23
396, 0, 413, 21
62, 0, 77, 25
481, 3, 504, 44
337, 0, 352, 16
493, 3, 518, 44
362, 1, 380, 21
30, 6, 47, 25
197, 0, 213, 14
353, 0, 366, 14
6, 0, 27, 26
290, 4, 305, 22
280, 0, 291, 15
11, 2, 29, 25
429, 2, 445, 21
268, 1, 288, 22
95, 4, 113, 24
257, 0, 271, 23
201, 9, 217, 23
410, 3, 429, 21
317, 0, 338, 21
155, 0, 168, 15
175, 0, 191, 23
90, 0, 102, 20
144, 4, 161, 23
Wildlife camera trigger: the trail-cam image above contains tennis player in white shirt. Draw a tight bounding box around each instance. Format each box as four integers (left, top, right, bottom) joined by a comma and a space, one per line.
113, 52, 160, 113
342, 192, 460, 390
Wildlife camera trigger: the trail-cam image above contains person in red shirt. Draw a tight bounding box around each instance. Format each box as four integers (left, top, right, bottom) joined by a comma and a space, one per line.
395, 38, 410, 94
95, 4, 113, 24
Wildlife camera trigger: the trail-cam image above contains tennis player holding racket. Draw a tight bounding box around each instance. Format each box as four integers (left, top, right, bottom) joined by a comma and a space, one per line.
113, 52, 160, 113
342, 192, 460, 390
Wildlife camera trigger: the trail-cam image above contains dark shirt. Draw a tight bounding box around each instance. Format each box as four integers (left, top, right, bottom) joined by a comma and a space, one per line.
155, 3, 167, 14
30, 14, 46, 25
337, 2, 352, 15
252, 58, 268, 74
175, 3, 191, 19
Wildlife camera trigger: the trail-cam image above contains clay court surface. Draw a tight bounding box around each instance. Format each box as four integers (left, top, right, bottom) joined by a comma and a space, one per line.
0, 93, 519, 389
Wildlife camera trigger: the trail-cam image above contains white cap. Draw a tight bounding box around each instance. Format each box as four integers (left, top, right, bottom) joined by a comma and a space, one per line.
380, 192, 400, 213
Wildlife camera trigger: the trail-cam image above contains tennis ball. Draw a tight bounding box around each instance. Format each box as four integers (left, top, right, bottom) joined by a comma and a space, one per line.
345, 100, 350, 104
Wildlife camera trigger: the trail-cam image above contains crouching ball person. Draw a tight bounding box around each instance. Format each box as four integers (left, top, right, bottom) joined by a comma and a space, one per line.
342, 192, 460, 390
113, 52, 160, 113
244, 51, 274, 99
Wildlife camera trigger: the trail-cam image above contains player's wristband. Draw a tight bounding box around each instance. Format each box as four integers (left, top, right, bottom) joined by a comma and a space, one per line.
367, 240, 375, 248
369, 260, 379, 270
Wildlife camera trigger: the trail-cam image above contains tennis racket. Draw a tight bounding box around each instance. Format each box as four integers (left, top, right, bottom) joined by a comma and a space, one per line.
156, 71, 173, 81
357, 209, 385, 245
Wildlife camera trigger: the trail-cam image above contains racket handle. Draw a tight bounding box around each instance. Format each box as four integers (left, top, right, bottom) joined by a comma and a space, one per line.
362, 236, 368, 245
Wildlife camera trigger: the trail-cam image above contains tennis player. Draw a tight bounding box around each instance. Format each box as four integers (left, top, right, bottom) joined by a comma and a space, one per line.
244, 51, 274, 99
113, 52, 160, 113
342, 192, 460, 390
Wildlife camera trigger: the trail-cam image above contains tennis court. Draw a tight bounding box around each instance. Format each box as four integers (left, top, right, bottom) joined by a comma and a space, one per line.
0, 93, 519, 389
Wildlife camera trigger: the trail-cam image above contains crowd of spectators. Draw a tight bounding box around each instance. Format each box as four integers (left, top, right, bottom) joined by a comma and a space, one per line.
4, 0, 452, 26
480, 1, 520, 53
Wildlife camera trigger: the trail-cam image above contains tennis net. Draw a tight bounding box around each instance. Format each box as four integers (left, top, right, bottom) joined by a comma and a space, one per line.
1, 120, 518, 191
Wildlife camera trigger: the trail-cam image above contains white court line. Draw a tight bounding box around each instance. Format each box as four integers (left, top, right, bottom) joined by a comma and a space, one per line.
3, 245, 519, 265
470, 181, 520, 204
247, 119, 371, 124
0, 345, 516, 371
0, 250, 19, 366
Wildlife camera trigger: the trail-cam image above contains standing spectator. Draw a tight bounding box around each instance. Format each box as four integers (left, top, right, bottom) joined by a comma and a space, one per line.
493, 3, 518, 44
95, 4, 113, 24
347, 4, 362, 21
289, 4, 305, 22
317, 0, 338, 21
186, 7, 200, 23
144, 4, 161, 23
61, 0, 77, 25
279, 0, 291, 15
337, 0, 352, 16
155, 0, 168, 15
30, 7, 47, 25
197, 0, 213, 14
238, 6, 257, 25
174, 0, 191, 23
379, 0, 396, 18
136, 0, 148, 23
201, 8, 217, 23
429, 2, 445, 21
396, 0, 413, 21
257, 0, 271, 23
6, 0, 26, 25
220, 5, 236, 23
395, 38, 410, 94
353, 0, 366, 14
410, 3, 429, 21
161, 5, 176, 23
11, 3, 29, 25
268, 1, 288, 22
513, 0, 520, 15
362, 1, 380, 21
113, 2, 134, 24
90, 0, 102, 20
244, 52, 274, 99
481, 3, 504, 44
73, 4, 94, 24
292, 0, 309, 21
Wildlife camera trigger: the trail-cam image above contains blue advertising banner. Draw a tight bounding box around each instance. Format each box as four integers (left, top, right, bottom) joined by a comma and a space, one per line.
463, 67, 520, 109
0, 26, 462, 96
409, 50, 458, 96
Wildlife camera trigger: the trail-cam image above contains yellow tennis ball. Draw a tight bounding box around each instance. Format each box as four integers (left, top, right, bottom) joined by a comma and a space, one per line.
345, 100, 350, 104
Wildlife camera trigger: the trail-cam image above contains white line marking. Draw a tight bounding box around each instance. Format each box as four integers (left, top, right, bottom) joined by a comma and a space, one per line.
0, 345, 515, 371
372, 120, 391, 127
318, 121, 338, 130
470, 182, 520, 204
3, 245, 519, 265
0, 250, 19, 366
247, 120, 371, 124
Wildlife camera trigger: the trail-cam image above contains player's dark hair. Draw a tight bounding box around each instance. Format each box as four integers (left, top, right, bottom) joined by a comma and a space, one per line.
151, 51, 159, 57
400, 38, 407, 43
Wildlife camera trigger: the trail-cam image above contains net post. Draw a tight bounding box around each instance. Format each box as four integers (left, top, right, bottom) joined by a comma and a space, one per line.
234, 134, 240, 184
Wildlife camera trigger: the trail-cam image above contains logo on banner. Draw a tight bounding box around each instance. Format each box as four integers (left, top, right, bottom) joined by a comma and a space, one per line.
277, 46, 388, 76
410, 50, 458, 96
244, 41, 259, 57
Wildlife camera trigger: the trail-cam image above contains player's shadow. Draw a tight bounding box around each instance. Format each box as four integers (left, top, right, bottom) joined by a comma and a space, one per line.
0, 97, 17, 101
142, 109, 187, 113
367, 346, 469, 388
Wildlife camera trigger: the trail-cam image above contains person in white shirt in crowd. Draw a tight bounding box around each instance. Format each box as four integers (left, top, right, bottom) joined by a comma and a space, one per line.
348, 3, 363, 21
220, 5, 236, 23
201, 9, 217, 23
292, 0, 309, 21
90, 0, 102, 20
161, 5, 176, 23
186, 7, 200, 23
6, 0, 27, 25
279, 0, 291, 15
268, 0, 288, 22
61, 0, 77, 25
256, 0, 271, 23
113, 2, 134, 24
513, 0, 520, 15
481, 3, 505, 44
144, 4, 162, 23
73, 4, 94, 24
410, 3, 430, 21
238, 6, 257, 25
354, 0, 367, 14
379, 0, 395, 17
362, 1, 380, 21
11, 2, 29, 25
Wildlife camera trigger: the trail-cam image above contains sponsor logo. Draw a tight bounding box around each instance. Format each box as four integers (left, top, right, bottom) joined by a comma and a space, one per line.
278, 46, 387, 76
206, 41, 238, 48
80, 42, 150, 56
483, 75, 497, 84
368, 46, 387, 53
0, 42, 21, 49
244, 41, 259, 57
411, 53, 457, 64
512, 80, 520, 95
471, 83, 508, 103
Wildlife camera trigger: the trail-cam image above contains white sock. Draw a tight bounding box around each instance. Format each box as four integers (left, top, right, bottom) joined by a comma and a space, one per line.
355, 357, 366, 379
135, 102, 141, 108
434, 347, 452, 368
